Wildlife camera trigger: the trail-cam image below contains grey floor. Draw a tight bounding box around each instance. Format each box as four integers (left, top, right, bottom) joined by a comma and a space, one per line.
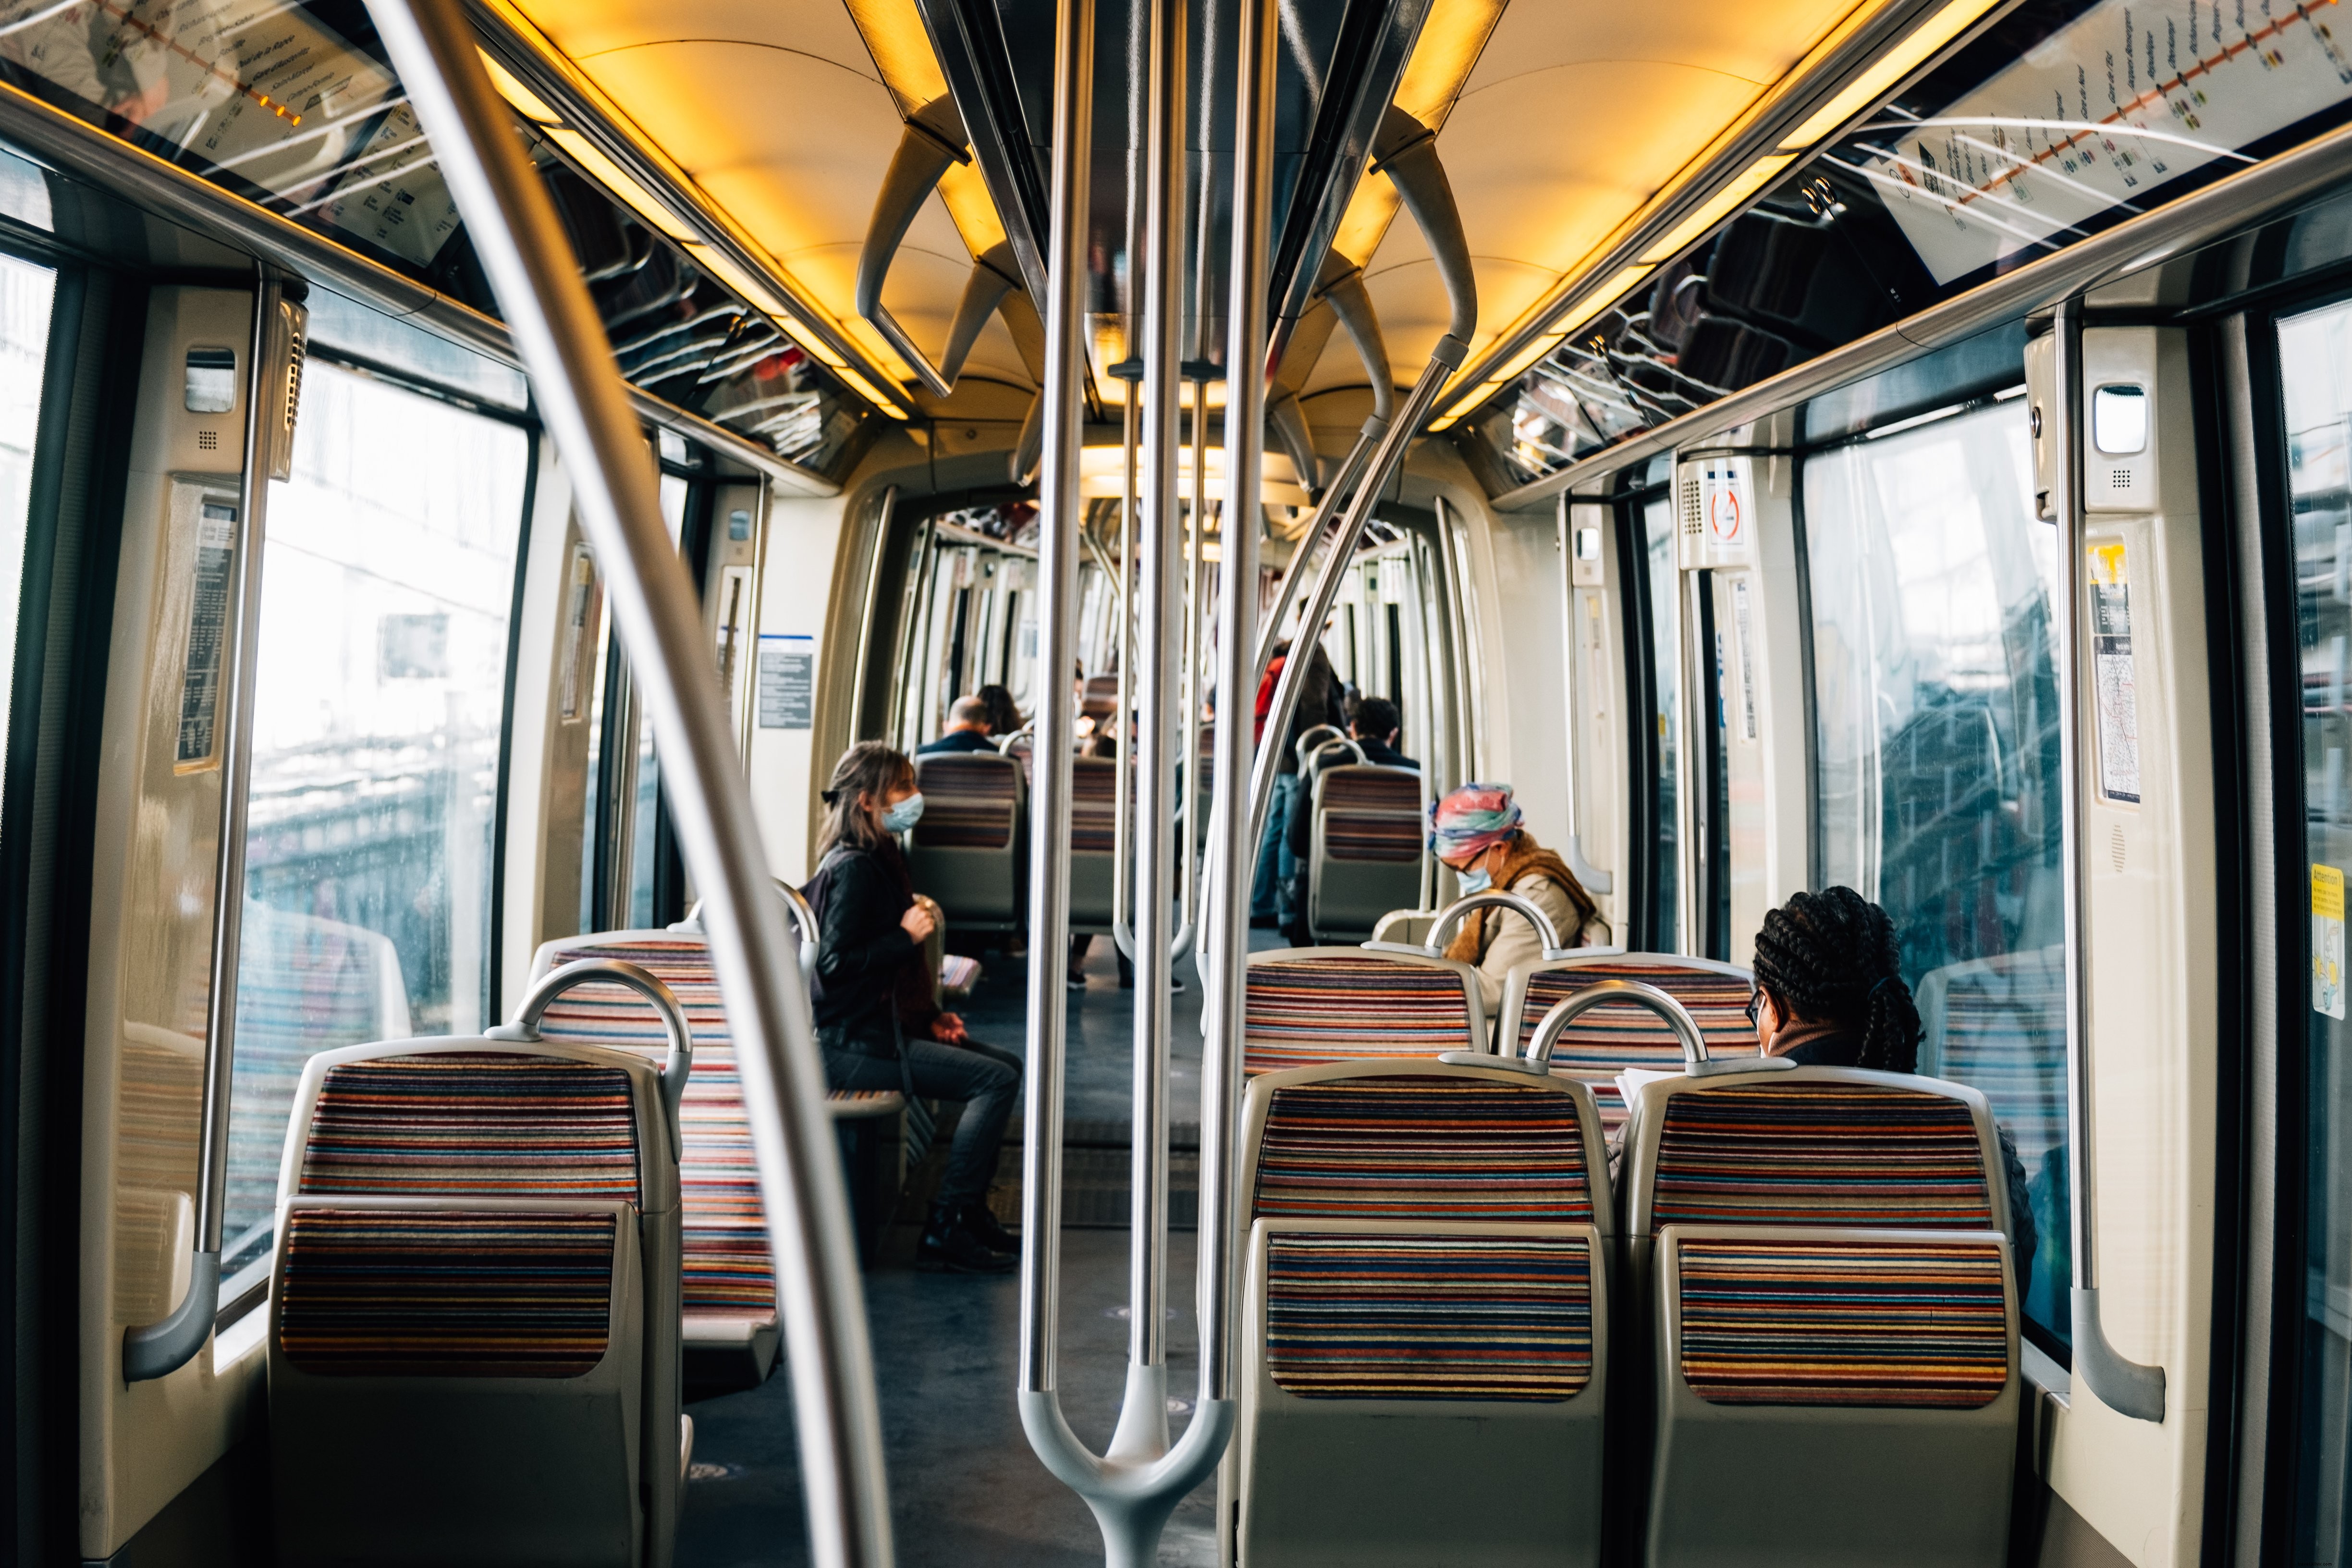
677, 931, 1286, 1567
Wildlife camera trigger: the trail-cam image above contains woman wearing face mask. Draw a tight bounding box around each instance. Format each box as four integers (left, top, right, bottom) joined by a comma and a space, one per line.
1427, 783, 1606, 1014
808, 742, 1021, 1274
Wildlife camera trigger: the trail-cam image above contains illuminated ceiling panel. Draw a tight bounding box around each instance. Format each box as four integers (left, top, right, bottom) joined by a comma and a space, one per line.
1303, 0, 1885, 411
504, 0, 1028, 399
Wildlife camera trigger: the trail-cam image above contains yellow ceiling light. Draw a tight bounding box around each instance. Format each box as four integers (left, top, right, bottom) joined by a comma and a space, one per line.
682, 242, 791, 318
1330, 171, 1400, 270
543, 128, 698, 242
1778, 0, 2009, 148
1390, 0, 1509, 130
844, 0, 953, 115
1077, 445, 1309, 506
1485, 330, 1569, 390
480, 51, 558, 125
937, 159, 1009, 256
1640, 156, 1795, 264
836, 366, 908, 417
1427, 409, 1464, 433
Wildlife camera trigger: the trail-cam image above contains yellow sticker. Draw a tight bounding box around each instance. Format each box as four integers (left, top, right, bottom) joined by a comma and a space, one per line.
2320, 864, 2345, 920
2317, 865, 2346, 1020
2087, 540, 2128, 587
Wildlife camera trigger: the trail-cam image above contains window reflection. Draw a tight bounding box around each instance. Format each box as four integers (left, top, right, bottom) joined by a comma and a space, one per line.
0, 253, 54, 816
1803, 398, 2071, 1348
220, 358, 527, 1301
1641, 495, 1680, 952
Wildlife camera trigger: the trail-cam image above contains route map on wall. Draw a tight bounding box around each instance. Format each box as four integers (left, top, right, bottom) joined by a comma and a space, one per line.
1841, 0, 2352, 282
0, 0, 461, 266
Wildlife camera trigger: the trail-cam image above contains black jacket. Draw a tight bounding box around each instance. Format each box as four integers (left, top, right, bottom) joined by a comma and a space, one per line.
918, 729, 997, 755
808, 843, 918, 1054
1274, 645, 1347, 774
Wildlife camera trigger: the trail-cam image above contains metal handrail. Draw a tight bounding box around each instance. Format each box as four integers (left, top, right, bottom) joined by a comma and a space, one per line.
1528, 980, 1707, 1070
490, 958, 694, 1148
362, 4, 894, 1562
2051, 297, 2167, 1425
1017, 0, 1248, 1559
1419, 889, 1569, 962
123, 270, 281, 1385
678, 877, 821, 974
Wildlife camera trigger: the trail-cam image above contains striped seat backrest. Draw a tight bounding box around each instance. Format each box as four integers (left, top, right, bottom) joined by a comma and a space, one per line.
1319, 767, 1423, 865
1244, 954, 1479, 1074
1674, 1235, 2009, 1409
278, 1208, 618, 1378
1515, 960, 1759, 1128
913, 753, 1020, 851
1070, 756, 1118, 854
1264, 1230, 1594, 1402
298, 1052, 642, 1201
532, 939, 775, 1320
1643, 1079, 1994, 1231
1253, 1074, 1594, 1225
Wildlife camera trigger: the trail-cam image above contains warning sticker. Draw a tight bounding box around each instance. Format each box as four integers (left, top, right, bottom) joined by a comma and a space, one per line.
2087, 542, 2140, 806
2317, 864, 2346, 1020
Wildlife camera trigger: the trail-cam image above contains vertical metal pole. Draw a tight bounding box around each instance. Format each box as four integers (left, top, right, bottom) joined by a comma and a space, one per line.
2052, 298, 2166, 1422
1200, 0, 1277, 1409
1108, 0, 1185, 1459
1112, 382, 1138, 957
360, 5, 895, 1562
123, 271, 281, 1384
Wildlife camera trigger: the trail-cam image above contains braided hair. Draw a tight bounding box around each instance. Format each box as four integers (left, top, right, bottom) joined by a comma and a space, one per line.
1750, 886, 1923, 1072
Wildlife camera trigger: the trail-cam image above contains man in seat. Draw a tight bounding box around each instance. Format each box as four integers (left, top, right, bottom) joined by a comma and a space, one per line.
919, 694, 1000, 755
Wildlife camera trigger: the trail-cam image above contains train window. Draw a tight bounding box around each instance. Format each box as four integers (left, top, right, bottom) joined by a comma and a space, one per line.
0, 252, 53, 817
1801, 397, 2071, 1348
2278, 296, 2352, 1556
219, 359, 530, 1309
1639, 494, 1681, 951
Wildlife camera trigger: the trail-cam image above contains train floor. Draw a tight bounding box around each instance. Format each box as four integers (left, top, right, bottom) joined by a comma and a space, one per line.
677, 923, 1288, 1566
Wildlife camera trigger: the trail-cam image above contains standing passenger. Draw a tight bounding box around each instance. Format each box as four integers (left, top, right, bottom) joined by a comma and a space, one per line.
1428, 783, 1606, 1012
808, 742, 1021, 1274
1747, 886, 2036, 1284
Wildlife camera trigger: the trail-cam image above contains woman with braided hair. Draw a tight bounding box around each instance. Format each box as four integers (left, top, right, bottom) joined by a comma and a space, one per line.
1748, 886, 2035, 1278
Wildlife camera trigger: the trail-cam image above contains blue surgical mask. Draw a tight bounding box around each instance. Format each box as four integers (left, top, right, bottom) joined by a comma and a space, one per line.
882, 792, 925, 833
1456, 865, 1493, 895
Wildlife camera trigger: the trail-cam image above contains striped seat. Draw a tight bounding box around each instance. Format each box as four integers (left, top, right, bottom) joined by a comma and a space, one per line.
912, 752, 1021, 851
1646, 1080, 1995, 1230
1318, 768, 1422, 863
1502, 955, 1758, 1128
1672, 1235, 2009, 1409
1069, 754, 1119, 854
1264, 1231, 1593, 1401
1254, 1075, 1594, 1225
1231, 1059, 1612, 1567
277, 1209, 619, 1378
1243, 949, 1483, 1074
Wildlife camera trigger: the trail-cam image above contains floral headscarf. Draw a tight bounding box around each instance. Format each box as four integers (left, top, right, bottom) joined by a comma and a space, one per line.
1427, 782, 1521, 861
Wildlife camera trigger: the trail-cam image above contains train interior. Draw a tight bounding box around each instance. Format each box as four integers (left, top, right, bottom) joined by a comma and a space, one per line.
1, 0, 2352, 1563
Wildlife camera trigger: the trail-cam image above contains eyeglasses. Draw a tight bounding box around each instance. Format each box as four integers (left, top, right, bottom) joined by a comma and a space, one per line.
1744, 987, 1764, 1029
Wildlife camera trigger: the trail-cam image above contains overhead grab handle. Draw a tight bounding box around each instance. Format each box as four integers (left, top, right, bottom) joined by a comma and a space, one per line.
855, 96, 1005, 399
1372, 105, 1476, 348
1419, 889, 1567, 963
491, 957, 696, 1147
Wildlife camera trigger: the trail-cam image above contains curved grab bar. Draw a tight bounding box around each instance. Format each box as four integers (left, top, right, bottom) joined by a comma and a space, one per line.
1291, 723, 1345, 770
680, 877, 821, 973
1419, 889, 1567, 962
1529, 979, 1708, 1070
490, 958, 694, 1146
124, 268, 283, 1386
363, 5, 897, 1562
993, 720, 1037, 754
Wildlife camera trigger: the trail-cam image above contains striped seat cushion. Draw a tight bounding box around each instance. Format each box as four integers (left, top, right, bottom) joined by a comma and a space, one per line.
1244, 956, 1476, 1073
1070, 758, 1118, 854
1255, 1076, 1592, 1224
277, 1209, 617, 1377
1518, 963, 1759, 1127
300, 1052, 640, 1200
913, 755, 1020, 850
1319, 769, 1421, 861
1649, 1082, 1993, 1228
1676, 1236, 2009, 1408
532, 942, 775, 1316
1266, 1232, 1592, 1401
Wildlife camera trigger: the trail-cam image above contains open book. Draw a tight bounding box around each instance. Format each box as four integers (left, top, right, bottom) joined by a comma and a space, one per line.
1613, 1066, 1678, 1114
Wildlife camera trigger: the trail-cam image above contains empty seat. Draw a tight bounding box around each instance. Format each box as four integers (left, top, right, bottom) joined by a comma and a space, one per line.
269, 1036, 685, 1568
1621, 1067, 2019, 1568
1225, 1059, 1613, 1567
1067, 753, 1119, 935
908, 751, 1024, 933
1306, 764, 1426, 943
1500, 955, 1757, 1128
529, 931, 903, 1383
1242, 947, 1486, 1075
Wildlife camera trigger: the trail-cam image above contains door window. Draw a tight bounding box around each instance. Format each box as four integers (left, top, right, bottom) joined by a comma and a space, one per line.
0, 252, 55, 807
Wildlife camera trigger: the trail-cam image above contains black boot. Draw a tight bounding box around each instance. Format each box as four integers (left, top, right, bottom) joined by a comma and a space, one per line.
963, 1201, 1018, 1255
918, 1202, 1016, 1274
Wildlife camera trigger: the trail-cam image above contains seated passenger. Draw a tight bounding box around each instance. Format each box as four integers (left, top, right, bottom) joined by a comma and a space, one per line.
1279, 695, 1419, 943
919, 694, 999, 755
1345, 695, 1417, 772
1748, 886, 2036, 1282
808, 742, 1021, 1274
1428, 783, 1605, 1012
976, 682, 1022, 740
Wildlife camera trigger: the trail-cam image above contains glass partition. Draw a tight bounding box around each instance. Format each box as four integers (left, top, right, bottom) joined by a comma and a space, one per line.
219, 357, 529, 1310
0, 252, 54, 815
1802, 395, 2071, 1348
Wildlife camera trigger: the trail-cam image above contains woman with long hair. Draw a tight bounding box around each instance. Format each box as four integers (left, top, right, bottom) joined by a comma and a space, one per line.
808, 741, 1020, 1274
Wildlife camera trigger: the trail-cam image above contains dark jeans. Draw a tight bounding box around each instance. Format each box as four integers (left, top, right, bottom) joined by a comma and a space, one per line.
823, 1036, 1021, 1208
